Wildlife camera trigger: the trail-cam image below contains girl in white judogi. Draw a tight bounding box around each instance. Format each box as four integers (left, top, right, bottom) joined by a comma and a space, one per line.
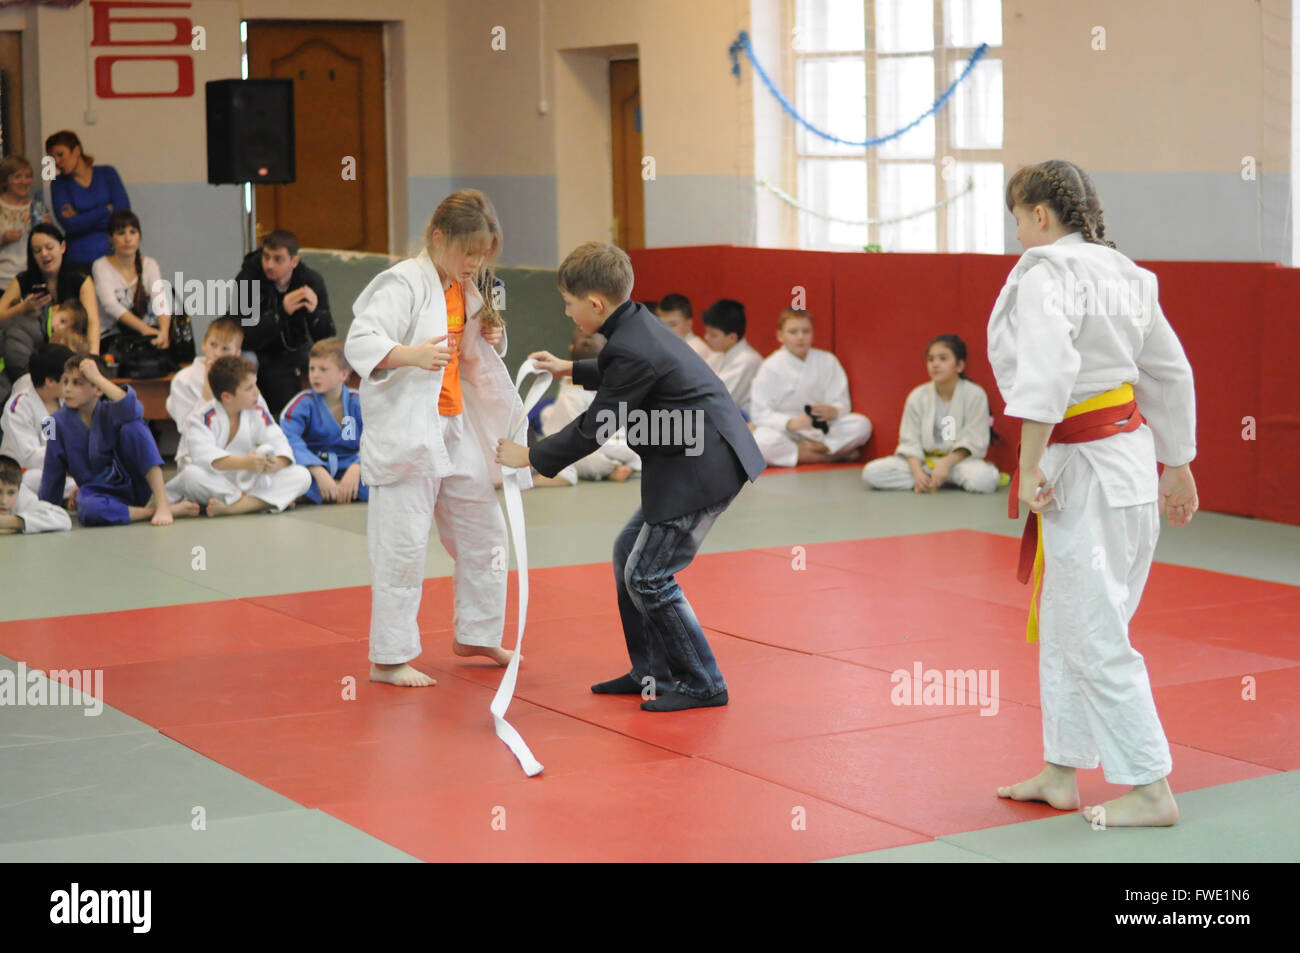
989, 160, 1198, 828
167, 355, 311, 516
751, 310, 871, 466
862, 334, 1000, 493
345, 190, 528, 688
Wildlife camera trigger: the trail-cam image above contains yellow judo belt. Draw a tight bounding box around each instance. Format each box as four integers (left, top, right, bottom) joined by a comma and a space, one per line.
1019, 384, 1141, 642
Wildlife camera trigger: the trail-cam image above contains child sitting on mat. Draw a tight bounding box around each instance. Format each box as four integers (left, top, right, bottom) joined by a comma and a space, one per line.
862, 334, 1000, 493
0, 454, 70, 534
166, 355, 311, 517
279, 337, 367, 503
533, 326, 640, 486
39, 353, 196, 525
750, 308, 872, 467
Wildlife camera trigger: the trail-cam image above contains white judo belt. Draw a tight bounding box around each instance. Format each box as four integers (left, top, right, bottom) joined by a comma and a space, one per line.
492, 359, 553, 777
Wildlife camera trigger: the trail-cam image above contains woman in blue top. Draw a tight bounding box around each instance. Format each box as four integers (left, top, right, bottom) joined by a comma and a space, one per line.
45, 130, 130, 268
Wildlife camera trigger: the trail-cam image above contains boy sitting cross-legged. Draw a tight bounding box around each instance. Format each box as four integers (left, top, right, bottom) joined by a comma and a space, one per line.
167, 355, 311, 516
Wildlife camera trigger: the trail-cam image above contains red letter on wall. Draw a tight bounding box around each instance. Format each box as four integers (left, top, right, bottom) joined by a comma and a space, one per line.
95, 55, 195, 98
91, 0, 193, 46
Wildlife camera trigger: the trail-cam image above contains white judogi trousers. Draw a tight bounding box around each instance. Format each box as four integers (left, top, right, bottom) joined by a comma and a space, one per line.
1039, 452, 1171, 786
753, 415, 872, 468
367, 413, 507, 664
166, 445, 311, 512
862, 454, 1000, 493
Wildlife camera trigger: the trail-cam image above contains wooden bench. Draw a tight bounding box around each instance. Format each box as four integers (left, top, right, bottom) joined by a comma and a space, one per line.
112, 370, 180, 421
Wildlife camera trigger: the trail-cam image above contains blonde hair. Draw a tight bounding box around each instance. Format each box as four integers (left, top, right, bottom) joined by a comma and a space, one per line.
556, 242, 634, 302
777, 308, 813, 330
1005, 159, 1115, 248
204, 316, 244, 345
425, 189, 503, 326
0, 155, 33, 192
50, 329, 89, 352
309, 336, 349, 370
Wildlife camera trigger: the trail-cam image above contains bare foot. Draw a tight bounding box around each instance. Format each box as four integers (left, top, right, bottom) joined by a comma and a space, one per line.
997, 763, 1080, 810
1082, 779, 1179, 828
609, 465, 633, 482
171, 500, 201, 518
369, 662, 437, 687
452, 642, 517, 666
206, 497, 230, 517
150, 505, 173, 526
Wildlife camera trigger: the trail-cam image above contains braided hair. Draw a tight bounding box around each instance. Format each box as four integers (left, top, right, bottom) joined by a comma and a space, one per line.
1005, 159, 1115, 248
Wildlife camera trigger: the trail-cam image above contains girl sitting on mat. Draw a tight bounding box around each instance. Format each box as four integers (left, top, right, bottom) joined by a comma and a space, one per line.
988, 159, 1198, 827
861, 334, 1000, 493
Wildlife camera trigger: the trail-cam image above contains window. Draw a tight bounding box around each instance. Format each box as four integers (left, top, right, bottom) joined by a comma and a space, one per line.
787, 0, 1003, 252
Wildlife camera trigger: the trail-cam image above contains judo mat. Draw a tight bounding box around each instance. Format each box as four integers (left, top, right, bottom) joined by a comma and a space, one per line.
2, 529, 1296, 862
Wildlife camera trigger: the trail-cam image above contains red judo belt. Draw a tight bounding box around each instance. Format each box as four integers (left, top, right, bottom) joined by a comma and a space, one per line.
1010, 400, 1146, 586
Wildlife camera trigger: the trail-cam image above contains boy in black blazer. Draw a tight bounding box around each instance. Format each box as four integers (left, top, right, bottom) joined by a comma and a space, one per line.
496, 242, 764, 711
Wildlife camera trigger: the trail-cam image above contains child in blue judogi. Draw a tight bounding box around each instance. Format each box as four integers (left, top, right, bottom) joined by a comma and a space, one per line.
39, 354, 199, 526
279, 337, 367, 504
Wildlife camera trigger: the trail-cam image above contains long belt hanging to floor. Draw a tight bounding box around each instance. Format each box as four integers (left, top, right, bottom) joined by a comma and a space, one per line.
1009, 383, 1143, 643
492, 359, 552, 777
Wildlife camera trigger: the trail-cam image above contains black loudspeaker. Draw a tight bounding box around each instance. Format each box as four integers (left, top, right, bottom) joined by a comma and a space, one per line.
205, 78, 295, 185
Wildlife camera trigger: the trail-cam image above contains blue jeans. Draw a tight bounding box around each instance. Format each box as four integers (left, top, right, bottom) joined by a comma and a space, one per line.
613, 494, 734, 699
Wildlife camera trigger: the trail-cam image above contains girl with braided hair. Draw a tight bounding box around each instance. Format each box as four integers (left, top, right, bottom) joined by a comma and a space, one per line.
988, 160, 1199, 827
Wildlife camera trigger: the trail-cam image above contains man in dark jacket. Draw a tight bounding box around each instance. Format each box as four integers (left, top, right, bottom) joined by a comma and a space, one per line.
496, 242, 764, 711
230, 230, 334, 415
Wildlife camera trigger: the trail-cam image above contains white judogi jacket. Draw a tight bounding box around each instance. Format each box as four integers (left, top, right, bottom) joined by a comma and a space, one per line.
1, 375, 55, 469
751, 347, 852, 431
683, 331, 712, 361
13, 484, 71, 533
987, 232, 1197, 509
184, 399, 296, 483
894, 378, 992, 460
167, 357, 271, 464
706, 338, 764, 414
345, 250, 530, 489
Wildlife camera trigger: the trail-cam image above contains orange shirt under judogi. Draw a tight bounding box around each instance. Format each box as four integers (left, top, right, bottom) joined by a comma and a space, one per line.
439, 281, 464, 416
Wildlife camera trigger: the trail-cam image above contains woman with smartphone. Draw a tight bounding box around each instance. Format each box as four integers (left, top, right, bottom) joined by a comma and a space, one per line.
0, 223, 100, 352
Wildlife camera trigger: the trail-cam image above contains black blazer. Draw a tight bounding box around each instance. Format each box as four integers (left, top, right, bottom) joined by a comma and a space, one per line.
531, 301, 765, 522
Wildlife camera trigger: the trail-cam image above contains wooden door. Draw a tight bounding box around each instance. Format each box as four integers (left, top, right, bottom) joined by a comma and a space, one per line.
0, 32, 24, 157
247, 21, 388, 252
609, 59, 644, 250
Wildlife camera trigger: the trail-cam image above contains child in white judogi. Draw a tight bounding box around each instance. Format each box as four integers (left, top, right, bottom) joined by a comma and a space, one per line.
0, 455, 71, 534
166, 317, 270, 467
166, 355, 310, 516
701, 298, 764, 415
990, 160, 1198, 828
1, 342, 75, 497
751, 310, 871, 466
535, 327, 640, 485
657, 293, 712, 362
345, 190, 528, 688
862, 334, 1000, 492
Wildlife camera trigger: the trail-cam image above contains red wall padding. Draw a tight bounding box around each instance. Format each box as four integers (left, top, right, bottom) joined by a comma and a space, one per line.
630, 245, 1299, 525
1257, 267, 1300, 525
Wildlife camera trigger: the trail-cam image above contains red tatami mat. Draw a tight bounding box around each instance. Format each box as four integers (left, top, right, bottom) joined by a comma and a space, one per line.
2, 530, 1294, 860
